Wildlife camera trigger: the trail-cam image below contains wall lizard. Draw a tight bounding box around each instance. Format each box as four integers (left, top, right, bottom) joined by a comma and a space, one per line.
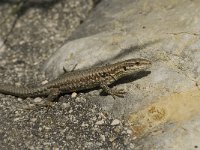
0, 58, 151, 101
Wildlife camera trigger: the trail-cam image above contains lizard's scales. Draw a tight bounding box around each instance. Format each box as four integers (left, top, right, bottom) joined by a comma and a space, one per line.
0, 58, 151, 99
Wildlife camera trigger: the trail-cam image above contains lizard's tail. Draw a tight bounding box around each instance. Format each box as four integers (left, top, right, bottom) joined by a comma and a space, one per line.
0, 84, 45, 98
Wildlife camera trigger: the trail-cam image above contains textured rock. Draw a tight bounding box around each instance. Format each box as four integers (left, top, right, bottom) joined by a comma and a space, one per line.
44, 0, 200, 116
43, 0, 200, 149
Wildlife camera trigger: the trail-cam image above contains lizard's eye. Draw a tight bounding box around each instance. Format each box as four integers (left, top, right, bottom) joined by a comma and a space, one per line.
123, 66, 127, 71
135, 61, 140, 65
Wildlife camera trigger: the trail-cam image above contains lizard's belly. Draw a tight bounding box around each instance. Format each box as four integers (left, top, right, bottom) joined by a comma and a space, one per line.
59, 81, 100, 93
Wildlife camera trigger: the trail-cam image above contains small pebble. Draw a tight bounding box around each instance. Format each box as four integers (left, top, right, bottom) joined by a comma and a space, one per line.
69, 109, 73, 113
44, 126, 51, 130
111, 119, 121, 125
81, 122, 89, 127
19, 40, 25, 45
33, 97, 42, 103
28, 146, 35, 150
14, 118, 20, 122
95, 120, 104, 125
62, 102, 70, 109
132, 136, 137, 140
75, 97, 86, 103
127, 129, 132, 134
71, 92, 77, 98
17, 98, 23, 102
42, 80, 48, 85
109, 137, 117, 142
30, 118, 37, 122
100, 134, 105, 141
16, 83, 21, 86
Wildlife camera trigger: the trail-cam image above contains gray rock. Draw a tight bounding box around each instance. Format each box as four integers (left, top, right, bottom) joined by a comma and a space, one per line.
135, 116, 200, 150
43, 0, 200, 149
44, 0, 200, 115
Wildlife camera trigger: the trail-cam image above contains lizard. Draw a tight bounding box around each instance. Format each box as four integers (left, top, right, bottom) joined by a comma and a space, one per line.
0, 58, 151, 101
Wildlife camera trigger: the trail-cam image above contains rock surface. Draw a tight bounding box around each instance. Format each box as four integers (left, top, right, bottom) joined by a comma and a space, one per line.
44, 0, 200, 149
1, 0, 200, 149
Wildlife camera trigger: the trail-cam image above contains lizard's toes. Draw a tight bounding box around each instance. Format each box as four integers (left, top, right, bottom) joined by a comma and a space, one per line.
113, 89, 126, 98
35, 101, 54, 109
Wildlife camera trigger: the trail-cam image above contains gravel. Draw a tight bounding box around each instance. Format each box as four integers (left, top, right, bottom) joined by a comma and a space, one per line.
0, 0, 135, 149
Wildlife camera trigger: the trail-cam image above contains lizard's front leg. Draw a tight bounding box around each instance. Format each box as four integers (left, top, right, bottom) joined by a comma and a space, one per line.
100, 83, 126, 99
46, 88, 61, 102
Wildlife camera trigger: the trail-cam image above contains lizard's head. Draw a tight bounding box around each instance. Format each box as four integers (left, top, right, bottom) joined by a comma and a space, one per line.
114, 58, 152, 78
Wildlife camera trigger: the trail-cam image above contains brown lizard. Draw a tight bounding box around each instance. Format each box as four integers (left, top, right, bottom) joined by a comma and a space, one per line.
0, 58, 151, 101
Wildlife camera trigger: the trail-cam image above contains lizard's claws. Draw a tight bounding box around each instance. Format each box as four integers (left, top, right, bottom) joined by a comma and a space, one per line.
110, 88, 126, 99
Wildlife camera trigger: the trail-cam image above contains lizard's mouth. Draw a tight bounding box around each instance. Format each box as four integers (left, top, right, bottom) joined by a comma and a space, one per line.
124, 64, 152, 77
